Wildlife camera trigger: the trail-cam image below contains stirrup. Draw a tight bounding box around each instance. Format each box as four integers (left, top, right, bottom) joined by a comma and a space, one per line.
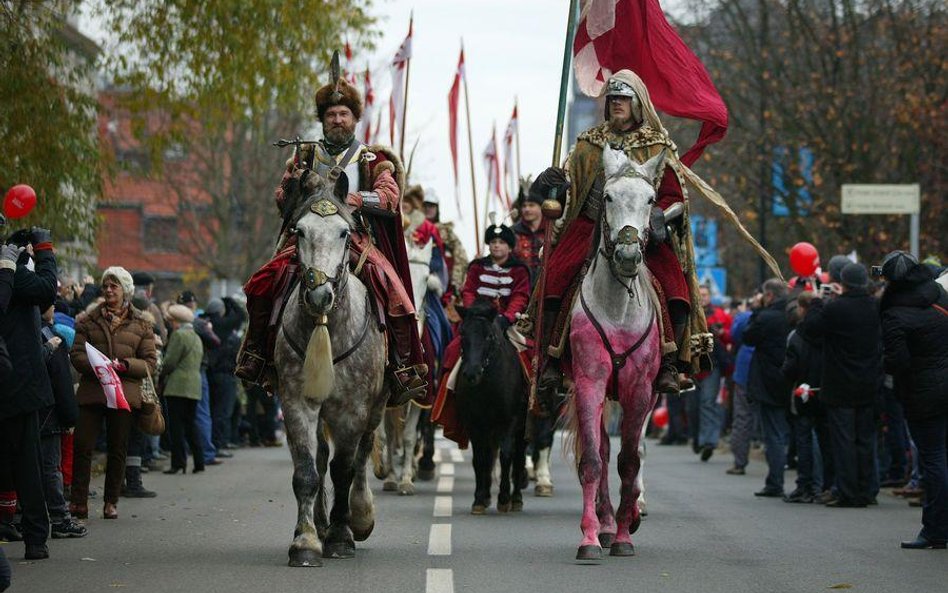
388, 364, 429, 407
655, 364, 680, 396
235, 349, 267, 383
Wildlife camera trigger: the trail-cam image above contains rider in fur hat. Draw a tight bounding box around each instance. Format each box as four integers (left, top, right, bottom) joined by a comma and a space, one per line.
237, 54, 427, 404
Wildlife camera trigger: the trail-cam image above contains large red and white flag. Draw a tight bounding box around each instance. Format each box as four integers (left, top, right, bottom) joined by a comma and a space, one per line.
482, 126, 506, 210
389, 16, 413, 149
572, 0, 728, 166
359, 67, 375, 144
502, 103, 518, 204
85, 342, 131, 411
447, 47, 465, 190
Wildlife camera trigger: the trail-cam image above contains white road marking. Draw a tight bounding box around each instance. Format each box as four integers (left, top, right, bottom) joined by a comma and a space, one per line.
433, 495, 453, 518
449, 449, 464, 463
432, 449, 443, 463
440, 463, 455, 476
436, 476, 454, 493
426, 568, 454, 593
427, 524, 452, 556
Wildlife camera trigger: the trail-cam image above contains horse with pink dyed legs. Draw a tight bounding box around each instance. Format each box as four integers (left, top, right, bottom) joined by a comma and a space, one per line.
566, 146, 666, 562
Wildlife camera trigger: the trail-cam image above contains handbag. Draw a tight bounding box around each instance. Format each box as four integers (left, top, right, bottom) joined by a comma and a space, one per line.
137, 370, 166, 436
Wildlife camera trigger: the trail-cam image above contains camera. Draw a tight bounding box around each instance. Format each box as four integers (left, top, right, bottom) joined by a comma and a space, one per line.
870, 265, 884, 278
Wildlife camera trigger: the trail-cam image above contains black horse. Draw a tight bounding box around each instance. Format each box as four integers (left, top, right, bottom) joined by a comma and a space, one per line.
455, 299, 528, 514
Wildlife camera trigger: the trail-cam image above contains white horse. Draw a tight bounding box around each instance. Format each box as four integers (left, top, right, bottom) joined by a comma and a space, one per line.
566, 146, 666, 562
375, 211, 440, 495
275, 179, 389, 566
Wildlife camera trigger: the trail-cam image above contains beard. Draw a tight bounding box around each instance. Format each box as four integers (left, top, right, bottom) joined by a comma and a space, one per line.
608, 112, 638, 133
324, 122, 356, 145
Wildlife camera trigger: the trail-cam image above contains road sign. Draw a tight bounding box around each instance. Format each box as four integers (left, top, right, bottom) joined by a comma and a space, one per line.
696, 266, 727, 300
841, 184, 920, 214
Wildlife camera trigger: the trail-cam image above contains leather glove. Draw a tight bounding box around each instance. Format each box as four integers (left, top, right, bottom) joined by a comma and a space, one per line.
1, 244, 23, 264
531, 167, 570, 204
29, 227, 52, 245
649, 206, 668, 244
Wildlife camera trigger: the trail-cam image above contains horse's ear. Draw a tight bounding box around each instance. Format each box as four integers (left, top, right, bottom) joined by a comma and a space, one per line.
333, 173, 350, 202
643, 148, 668, 184
602, 146, 623, 179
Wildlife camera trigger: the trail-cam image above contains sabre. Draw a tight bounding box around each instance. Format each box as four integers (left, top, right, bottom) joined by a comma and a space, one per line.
272, 136, 321, 168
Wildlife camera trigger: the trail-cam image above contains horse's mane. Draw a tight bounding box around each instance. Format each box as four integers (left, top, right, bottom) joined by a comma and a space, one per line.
465, 298, 497, 319
289, 172, 357, 230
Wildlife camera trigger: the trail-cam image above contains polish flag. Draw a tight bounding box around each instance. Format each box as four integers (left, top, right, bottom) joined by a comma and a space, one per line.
85, 342, 131, 411
482, 125, 506, 210
572, 0, 728, 166
502, 103, 518, 204
344, 39, 357, 85
447, 47, 465, 190
389, 16, 413, 149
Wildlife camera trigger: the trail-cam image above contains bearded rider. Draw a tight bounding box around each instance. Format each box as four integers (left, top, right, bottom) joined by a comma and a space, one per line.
527, 70, 714, 400
236, 68, 428, 404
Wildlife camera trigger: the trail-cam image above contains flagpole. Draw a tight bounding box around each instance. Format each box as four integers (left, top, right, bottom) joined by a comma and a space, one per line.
399, 12, 413, 162
551, 0, 579, 167
462, 41, 480, 257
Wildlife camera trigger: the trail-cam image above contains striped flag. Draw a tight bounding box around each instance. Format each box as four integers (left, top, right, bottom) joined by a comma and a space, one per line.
502, 103, 518, 205
359, 67, 375, 144
447, 47, 465, 189
85, 342, 131, 411
482, 125, 505, 210
389, 16, 413, 149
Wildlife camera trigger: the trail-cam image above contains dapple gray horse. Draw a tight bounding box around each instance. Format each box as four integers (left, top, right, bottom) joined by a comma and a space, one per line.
274, 178, 389, 567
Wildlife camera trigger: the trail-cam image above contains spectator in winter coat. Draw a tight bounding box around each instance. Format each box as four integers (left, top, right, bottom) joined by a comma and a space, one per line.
38, 306, 86, 538
726, 302, 756, 475
802, 262, 882, 508
177, 290, 223, 465
781, 292, 832, 503
743, 278, 791, 497
161, 305, 205, 474
204, 297, 247, 451
0, 228, 57, 560
878, 251, 948, 549
70, 267, 158, 521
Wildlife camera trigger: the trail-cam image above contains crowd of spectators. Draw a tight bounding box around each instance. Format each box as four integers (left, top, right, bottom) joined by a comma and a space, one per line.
0, 226, 283, 585
657, 252, 948, 550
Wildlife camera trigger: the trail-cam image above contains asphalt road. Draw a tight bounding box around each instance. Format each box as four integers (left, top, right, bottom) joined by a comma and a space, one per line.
4, 433, 943, 593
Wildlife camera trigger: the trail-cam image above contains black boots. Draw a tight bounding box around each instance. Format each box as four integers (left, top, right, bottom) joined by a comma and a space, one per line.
235, 297, 277, 393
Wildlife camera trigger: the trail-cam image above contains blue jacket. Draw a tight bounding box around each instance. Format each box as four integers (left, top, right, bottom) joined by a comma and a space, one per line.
730, 310, 754, 388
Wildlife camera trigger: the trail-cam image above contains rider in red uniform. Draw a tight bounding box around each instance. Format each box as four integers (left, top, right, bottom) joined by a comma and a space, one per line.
235, 68, 427, 403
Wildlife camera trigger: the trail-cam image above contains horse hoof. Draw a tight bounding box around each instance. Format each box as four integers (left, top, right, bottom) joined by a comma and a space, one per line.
382, 480, 398, 492
471, 503, 488, 515
288, 547, 323, 568
417, 467, 436, 482
398, 483, 415, 496
352, 522, 375, 542
609, 542, 635, 557
534, 484, 554, 497
497, 501, 511, 513
511, 500, 524, 512
575, 545, 602, 563
323, 541, 355, 559
629, 515, 642, 535
598, 532, 615, 549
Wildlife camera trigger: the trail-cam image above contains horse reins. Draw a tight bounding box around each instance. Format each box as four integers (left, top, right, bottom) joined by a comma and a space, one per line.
579, 287, 655, 401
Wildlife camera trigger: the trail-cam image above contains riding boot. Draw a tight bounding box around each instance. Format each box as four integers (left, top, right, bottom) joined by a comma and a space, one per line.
536, 301, 563, 397
235, 296, 277, 393
387, 316, 429, 407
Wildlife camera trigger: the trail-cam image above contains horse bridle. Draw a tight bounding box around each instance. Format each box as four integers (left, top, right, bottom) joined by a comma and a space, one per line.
293, 212, 352, 325
597, 203, 650, 299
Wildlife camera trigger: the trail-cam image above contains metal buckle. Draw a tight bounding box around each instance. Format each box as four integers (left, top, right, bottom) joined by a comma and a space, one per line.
302, 267, 328, 290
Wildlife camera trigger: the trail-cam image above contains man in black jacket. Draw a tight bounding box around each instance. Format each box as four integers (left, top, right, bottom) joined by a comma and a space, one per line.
0, 227, 58, 560
743, 278, 791, 498
878, 251, 948, 549
802, 262, 882, 507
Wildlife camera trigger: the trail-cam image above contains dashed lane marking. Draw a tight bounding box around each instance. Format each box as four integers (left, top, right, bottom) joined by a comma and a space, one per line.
427, 524, 452, 556
432, 449, 443, 463
426, 568, 454, 593
436, 476, 454, 493
433, 495, 453, 518
449, 448, 464, 463
440, 463, 455, 476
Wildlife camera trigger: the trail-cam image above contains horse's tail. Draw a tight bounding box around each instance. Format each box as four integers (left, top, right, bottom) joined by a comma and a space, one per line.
560, 385, 614, 471
302, 324, 335, 401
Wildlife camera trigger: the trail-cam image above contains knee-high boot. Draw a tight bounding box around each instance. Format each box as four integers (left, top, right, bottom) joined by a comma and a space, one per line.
386, 315, 429, 406
235, 296, 277, 392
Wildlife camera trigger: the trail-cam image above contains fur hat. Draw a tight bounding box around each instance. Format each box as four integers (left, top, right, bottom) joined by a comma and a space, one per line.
404, 185, 425, 210
167, 304, 194, 324
315, 77, 363, 121
484, 213, 516, 248
101, 266, 134, 297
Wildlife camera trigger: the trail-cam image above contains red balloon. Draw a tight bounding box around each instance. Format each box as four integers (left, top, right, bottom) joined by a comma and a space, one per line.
652, 406, 669, 429
3, 184, 37, 219
789, 242, 820, 277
